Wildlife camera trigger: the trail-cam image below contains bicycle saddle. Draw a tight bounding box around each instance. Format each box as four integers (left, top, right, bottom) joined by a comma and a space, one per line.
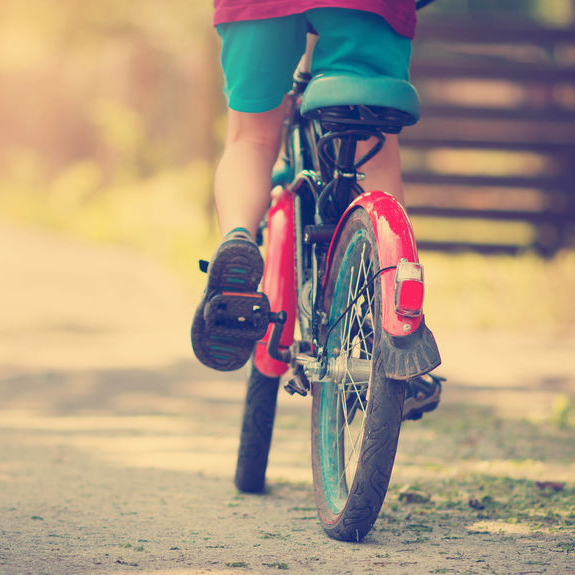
300, 73, 420, 132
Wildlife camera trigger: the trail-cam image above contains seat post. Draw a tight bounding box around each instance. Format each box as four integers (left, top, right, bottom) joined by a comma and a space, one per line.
328, 133, 359, 217
336, 133, 357, 173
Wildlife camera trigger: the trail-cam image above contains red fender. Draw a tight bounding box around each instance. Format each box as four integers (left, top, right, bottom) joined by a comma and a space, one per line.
325, 191, 423, 338
254, 187, 297, 377
255, 189, 435, 379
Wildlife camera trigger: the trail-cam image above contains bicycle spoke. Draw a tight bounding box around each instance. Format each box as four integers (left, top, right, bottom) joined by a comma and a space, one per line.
343, 250, 365, 354
338, 373, 370, 485
354, 246, 374, 358
330, 240, 378, 488
342, 265, 356, 353
347, 328, 374, 356
346, 382, 368, 416
340, 409, 367, 486
337, 387, 363, 489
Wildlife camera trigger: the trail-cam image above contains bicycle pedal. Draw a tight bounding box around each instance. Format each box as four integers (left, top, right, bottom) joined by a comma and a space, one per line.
283, 366, 310, 397
284, 376, 308, 397
204, 291, 271, 340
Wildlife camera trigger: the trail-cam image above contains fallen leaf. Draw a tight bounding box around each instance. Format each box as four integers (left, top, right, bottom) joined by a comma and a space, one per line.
468, 498, 485, 510
399, 490, 430, 504
536, 481, 565, 492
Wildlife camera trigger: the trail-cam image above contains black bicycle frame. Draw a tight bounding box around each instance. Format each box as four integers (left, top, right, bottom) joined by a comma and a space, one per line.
281, 72, 387, 355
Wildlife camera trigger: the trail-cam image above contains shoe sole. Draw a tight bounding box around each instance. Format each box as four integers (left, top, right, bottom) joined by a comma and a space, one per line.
206, 237, 264, 293
402, 381, 442, 421
191, 237, 264, 371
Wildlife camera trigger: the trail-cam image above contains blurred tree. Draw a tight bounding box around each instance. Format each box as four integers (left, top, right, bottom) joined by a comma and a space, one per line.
0, 0, 220, 179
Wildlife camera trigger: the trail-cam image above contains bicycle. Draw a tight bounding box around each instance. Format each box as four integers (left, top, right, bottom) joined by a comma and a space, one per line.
229, 19, 441, 543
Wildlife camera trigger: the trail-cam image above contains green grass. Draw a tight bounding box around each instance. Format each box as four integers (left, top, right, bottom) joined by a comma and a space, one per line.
384, 402, 575, 544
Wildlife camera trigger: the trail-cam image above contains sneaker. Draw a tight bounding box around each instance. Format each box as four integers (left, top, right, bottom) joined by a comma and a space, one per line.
402, 373, 444, 421
191, 228, 264, 371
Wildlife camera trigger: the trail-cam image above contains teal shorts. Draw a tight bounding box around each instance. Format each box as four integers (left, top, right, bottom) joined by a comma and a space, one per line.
216, 8, 412, 113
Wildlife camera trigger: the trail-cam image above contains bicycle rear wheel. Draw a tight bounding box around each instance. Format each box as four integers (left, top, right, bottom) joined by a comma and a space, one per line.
311, 207, 404, 541
235, 360, 281, 493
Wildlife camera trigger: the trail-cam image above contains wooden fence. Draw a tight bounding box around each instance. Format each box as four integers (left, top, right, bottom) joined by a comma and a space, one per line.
402, 20, 575, 255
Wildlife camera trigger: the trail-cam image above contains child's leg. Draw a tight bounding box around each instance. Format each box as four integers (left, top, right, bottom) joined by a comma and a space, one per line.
357, 134, 404, 205
215, 104, 285, 239
192, 18, 305, 370
214, 17, 306, 238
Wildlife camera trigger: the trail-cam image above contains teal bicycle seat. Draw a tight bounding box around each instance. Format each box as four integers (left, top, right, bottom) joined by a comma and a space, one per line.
300, 73, 420, 130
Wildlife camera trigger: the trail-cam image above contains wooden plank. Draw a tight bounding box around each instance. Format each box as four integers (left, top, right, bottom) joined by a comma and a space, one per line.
417, 105, 575, 124
402, 21, 575, 254
401, 135, 575, 153
416, 240, 525, 255
407, 206, 575, 223
403, 172, 570, 191
411, 61, 575, 83
404, 117, 575, 146
405, 185, 553, 212
415, 22, 575, 46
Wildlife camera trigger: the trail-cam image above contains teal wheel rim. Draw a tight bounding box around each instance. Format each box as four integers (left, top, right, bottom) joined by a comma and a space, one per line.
319, 228, 376, 515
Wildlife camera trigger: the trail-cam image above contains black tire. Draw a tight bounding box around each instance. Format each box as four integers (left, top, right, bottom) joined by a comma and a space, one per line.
311, 207, 405, 541
234, 360, 281, 493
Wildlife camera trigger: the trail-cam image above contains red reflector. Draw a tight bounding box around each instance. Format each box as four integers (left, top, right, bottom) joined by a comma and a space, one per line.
394, 260, 424, 317
396, 280, 424, 317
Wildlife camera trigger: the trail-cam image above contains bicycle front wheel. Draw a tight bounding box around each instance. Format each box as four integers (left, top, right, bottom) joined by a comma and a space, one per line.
235, 360, 280, 493
311, 207, 404, 541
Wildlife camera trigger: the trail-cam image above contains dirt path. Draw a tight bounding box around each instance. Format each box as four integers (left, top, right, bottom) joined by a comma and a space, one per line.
1, 221, 574, 575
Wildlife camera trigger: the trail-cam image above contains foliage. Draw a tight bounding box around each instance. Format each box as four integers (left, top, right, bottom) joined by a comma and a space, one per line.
0, 0, 221, 291
0, 150, 219, 291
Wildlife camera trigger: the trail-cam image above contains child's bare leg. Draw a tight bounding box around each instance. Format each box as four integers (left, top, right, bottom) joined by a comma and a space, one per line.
215, 104, 285, 239
356, 134, 405, 205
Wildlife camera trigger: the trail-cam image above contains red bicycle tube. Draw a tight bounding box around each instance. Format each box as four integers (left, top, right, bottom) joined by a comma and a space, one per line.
254, 187, 297, 377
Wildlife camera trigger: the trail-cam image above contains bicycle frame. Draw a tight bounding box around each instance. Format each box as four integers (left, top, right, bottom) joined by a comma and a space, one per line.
254, 40, 440, 382
253, 185, 297, 376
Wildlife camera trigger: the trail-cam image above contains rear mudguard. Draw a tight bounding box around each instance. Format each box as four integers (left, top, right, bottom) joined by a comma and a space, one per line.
254, 189, 441, 379
254, 187, 297, 377
324, 191, 441, 379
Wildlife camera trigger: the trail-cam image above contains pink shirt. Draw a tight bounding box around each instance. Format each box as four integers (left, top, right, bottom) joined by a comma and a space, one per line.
213, 1, 416, 39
